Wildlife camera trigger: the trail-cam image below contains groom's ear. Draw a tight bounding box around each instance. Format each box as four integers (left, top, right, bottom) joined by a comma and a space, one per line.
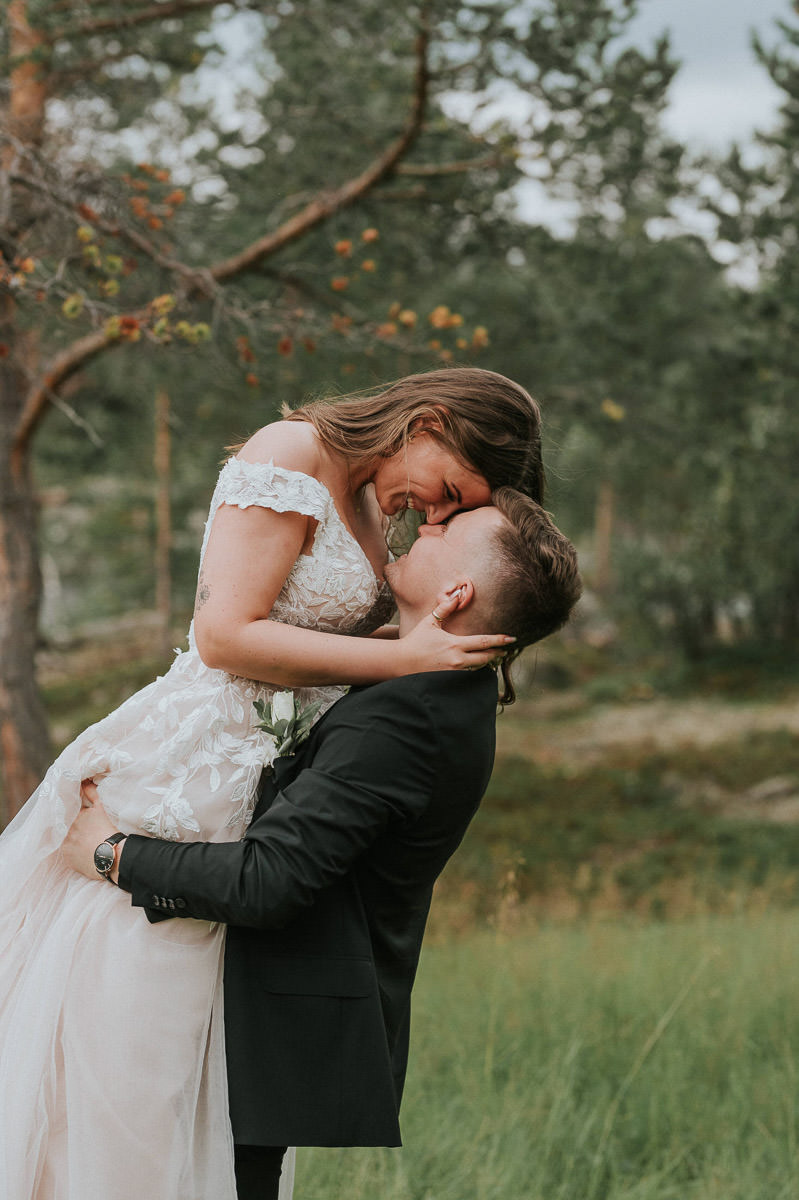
449, 578, 475, 611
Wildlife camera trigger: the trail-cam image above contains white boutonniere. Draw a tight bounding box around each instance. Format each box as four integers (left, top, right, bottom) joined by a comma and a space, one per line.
253, 690, 322, 759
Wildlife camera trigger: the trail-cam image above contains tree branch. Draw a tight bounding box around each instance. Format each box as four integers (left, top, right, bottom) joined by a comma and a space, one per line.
9, 168, 219, 298
11, 327, 117, 467
40, 0, 264, 44
395, 153, 505, 176
203, 11, 432, 285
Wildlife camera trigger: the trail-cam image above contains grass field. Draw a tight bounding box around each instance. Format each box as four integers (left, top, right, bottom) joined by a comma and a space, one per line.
298, 913, 799, 1199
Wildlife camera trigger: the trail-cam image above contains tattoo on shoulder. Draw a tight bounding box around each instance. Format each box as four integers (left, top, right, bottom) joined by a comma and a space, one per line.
195, 570, 211, 612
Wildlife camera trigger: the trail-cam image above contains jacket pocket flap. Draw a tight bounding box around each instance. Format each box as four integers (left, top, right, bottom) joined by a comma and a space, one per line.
262, 955, 375, 997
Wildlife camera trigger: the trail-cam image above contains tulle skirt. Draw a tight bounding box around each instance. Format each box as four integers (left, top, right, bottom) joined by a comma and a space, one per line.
0, 648, 310, 1199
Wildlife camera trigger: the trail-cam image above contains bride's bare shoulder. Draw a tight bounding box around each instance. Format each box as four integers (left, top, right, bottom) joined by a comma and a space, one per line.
235, 419, 324, 477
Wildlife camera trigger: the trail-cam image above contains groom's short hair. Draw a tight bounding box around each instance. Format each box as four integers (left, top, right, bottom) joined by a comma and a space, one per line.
482, 487, 582, 702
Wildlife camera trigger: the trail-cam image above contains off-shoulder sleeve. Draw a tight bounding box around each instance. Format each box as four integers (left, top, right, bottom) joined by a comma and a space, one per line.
198, 458, 333, 565
212, 458, 332, 520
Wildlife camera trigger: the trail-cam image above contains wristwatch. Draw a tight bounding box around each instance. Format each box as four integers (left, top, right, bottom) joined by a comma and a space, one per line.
94, 832, 126, 881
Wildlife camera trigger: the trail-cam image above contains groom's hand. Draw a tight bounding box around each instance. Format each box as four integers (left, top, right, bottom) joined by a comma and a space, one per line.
62, 783, 124, 882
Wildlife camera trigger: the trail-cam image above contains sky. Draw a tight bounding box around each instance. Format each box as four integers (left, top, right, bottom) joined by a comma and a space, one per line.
627, 0, 793, 150
510, 0, 795, 243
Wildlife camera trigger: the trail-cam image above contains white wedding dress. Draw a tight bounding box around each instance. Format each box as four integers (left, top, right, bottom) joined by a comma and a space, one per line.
0, 459, 394, 1200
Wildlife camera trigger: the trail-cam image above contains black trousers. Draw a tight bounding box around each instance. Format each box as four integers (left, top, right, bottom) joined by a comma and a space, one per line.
234, 1144, 288, 1200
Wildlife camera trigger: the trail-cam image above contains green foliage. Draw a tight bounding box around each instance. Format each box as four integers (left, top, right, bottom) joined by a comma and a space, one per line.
438, 726, 799, 922
44, 656, 169, 748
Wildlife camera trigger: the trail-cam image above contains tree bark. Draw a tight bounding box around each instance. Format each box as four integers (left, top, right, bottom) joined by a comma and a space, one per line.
6, 0, 47, 148
0, 2, 52, 824
0, 299, 52, 826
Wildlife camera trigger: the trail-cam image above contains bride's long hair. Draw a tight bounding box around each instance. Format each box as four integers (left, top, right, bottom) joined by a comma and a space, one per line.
285, 367, 545, 503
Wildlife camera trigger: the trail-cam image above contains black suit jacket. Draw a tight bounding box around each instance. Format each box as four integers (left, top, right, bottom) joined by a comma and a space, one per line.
119, 668, 498, 1147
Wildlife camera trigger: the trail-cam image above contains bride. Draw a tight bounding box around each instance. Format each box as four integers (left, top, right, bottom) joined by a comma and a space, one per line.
0, 366, 542, 1200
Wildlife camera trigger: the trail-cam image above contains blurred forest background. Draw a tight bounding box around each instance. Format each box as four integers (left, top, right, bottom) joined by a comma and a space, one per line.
3, 4, 799, 1192
1, 0, 798, 912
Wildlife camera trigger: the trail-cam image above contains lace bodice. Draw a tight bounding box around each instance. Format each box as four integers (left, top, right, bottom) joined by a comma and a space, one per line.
197, 457, 395, 637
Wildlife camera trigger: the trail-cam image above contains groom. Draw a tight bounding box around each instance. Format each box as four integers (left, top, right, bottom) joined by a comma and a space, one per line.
65, 488, 581, 1199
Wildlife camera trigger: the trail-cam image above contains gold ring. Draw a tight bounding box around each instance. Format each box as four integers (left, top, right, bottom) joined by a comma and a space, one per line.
431, 609, 443, 624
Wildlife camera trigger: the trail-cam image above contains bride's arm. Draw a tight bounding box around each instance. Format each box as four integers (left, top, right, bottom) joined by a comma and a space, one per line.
194, 501, 509, 685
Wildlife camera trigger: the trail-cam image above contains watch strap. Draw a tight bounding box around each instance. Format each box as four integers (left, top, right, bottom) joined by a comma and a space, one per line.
95, 832, 126, 881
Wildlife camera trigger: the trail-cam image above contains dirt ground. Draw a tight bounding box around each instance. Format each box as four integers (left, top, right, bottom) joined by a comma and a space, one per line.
498, 692, 799, 766
497, 689, 799, 822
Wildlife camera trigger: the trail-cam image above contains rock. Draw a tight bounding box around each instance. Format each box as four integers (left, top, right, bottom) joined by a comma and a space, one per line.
745, 776, 799, 804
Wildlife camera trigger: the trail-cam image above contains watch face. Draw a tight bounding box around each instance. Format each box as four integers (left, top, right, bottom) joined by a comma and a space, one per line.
94, 842, 116, 874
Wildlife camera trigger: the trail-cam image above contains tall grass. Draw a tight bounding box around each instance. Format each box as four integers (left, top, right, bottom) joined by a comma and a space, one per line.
297, 913, 799, 1198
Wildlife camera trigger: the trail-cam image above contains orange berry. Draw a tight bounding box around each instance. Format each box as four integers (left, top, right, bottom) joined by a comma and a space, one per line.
428, 305, 452, 329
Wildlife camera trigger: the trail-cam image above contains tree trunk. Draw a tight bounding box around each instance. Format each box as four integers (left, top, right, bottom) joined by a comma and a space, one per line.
0, 302, 52, 827
6, 0, 47, 148
594, 478, 614, 595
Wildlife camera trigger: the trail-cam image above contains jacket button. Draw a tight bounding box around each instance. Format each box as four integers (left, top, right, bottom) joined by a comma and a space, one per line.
151, 895, 160, 906
167, 899, 175, 910
175, 898, 186, 909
